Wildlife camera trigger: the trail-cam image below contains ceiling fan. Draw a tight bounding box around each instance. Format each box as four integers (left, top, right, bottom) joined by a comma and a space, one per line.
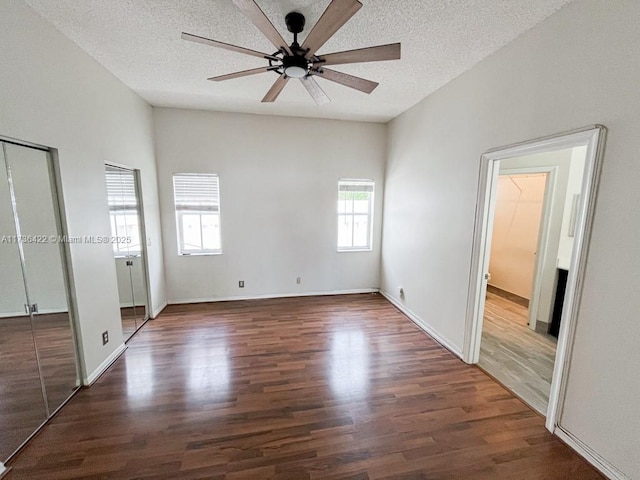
182, 0, 401, 105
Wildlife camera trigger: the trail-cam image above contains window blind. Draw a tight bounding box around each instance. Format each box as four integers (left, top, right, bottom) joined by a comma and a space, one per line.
338, 180, 374, 192
106, 170, 138, 211
173, 174, 220, 212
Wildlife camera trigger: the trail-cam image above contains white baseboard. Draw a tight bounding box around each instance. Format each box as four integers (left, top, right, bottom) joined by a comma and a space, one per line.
167, 288, 379, 305
0, 463, 7, 477
380, 290, 463, 358
0, 312, 28, 319
0, 308, 68, 318
152, 301, 168, 318
83, 343, 127, 386
554, 427, 630, 480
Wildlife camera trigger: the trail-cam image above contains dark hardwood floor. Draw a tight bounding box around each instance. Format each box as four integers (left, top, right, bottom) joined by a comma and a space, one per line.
0, 313, 78, 461
5, 294, 603, 479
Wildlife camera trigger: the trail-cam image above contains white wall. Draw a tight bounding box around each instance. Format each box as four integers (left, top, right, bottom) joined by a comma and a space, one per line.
0, 0, 166, 379
154, 108, 385, 303
557, 146, 587, 269
489, 173, 547, 300
382, 0, 640, 477
498, 149, 573, 324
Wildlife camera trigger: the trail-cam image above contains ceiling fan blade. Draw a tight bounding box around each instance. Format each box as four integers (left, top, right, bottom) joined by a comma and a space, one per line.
262, 74, 290, 102
300, 77, 330, 105
312, 68, 378, 94
315, 43, 401, 66
182, 32, 276, 60
208, 66, 275, 82
301, 0, 363, 59
232, 0, 292, 56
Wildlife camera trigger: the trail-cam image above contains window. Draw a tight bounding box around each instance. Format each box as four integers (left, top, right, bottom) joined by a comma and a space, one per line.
337, 179, 374, 251
105, 167, 142, 255
173, 173, 221, 255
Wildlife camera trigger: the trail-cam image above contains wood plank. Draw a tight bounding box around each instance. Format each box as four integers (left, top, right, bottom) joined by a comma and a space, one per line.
312, 68, 378, 94
262, 74, 289, 102
181, 32, 275, 59
300, 77, 330, 105
479, 292, 557, 414
5, 294, 603, 479
231, 0, 292, 55
315, 43, 401, 66
209, 66, 274, 82
301, 0, 363, 58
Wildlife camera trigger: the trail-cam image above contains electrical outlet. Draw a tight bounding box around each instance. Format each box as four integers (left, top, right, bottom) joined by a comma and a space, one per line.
296, 277, 301, 284
102, 330, 109, 345
239, 280, 244, 288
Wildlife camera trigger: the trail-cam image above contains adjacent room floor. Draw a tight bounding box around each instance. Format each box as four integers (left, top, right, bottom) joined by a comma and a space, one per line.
6, 294, 600, 479
479, 291, 558, 414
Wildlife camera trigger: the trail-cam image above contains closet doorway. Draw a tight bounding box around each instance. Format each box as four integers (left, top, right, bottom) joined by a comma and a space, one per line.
0, 140, 80, 462
480, 167, 556, 414
104, 165, 149, 341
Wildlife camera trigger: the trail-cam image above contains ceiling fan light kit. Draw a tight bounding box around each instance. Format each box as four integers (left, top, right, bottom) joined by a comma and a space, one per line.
281, 55, 308, 78
182, 0, 401, 105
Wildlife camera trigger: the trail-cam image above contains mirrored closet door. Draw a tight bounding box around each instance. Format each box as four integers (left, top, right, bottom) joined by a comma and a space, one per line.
105, 165, 149, 341
0, 141, 79, 462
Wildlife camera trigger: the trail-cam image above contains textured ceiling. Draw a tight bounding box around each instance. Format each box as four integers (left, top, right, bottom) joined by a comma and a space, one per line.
25, 0, 572, 122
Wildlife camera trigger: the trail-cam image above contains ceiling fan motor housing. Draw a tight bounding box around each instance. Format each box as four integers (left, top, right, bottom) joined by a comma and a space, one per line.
283, 12, 309, 77
282, 54, 309, 78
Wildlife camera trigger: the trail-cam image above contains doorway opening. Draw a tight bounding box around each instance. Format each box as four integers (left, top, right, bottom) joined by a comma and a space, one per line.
104, 165, 150, 342
488, 170, 550, 327
480, 165, 561, 414
464, 126, 606, 431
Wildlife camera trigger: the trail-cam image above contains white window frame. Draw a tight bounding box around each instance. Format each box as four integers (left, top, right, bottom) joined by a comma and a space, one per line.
173, 173, 222, 256
337, 179, 374, 252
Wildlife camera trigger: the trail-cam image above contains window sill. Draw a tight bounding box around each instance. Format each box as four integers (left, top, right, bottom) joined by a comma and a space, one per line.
337, 248, 373, 253
179, 252, 222, 257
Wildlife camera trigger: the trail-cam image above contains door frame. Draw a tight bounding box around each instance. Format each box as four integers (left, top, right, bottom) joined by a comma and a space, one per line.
496, 166, 557, 332
132, 168, 152, 322
463, 125, 607, 431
